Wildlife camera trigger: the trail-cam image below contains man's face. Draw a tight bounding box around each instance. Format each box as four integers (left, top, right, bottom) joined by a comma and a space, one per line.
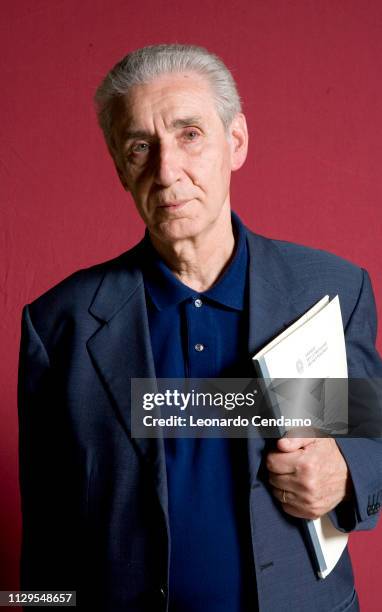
111, 72, 248, 244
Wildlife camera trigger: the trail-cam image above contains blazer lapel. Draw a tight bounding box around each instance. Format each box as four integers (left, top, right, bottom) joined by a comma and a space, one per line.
86, 245, 168, 516
245, 230, 307, 481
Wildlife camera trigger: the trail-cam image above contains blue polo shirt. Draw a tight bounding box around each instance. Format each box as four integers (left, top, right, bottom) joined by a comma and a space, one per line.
143, 213, 257, 611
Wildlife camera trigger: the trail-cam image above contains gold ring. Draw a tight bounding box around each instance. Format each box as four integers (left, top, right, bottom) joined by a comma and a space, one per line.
282, 489, 287, 503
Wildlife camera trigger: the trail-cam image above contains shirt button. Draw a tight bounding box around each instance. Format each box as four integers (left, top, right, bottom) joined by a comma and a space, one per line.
194, 343, 205, 352
194, 298, 203, 308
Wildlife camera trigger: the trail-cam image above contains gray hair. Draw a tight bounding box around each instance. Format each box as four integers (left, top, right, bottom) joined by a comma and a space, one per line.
94, 44, 242, 151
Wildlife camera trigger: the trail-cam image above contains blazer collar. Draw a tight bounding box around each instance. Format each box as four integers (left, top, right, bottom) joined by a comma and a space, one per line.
245, 229, 307, 482
88, 241, 146, 322
246, 229, 305, 355
86, 240, 169, 521
89, 227, 305, 334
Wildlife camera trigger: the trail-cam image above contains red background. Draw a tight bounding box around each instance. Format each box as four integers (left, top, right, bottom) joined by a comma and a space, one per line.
1, 1, 381, 609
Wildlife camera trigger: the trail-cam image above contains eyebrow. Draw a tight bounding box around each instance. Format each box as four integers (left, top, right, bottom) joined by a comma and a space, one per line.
172, 116, 203, 128
123, 116, 203, 141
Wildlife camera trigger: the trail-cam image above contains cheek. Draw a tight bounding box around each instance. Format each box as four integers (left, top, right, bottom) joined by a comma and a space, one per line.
200, 141, 231, 180
193, 149, 224, 186
127, 172, 150, 201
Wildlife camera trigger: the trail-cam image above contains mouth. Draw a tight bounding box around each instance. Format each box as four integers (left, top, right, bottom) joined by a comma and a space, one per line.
158, 200, 190, 210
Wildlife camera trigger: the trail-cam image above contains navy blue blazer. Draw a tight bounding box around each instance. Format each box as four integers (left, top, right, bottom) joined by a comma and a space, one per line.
18, 226, 382, 611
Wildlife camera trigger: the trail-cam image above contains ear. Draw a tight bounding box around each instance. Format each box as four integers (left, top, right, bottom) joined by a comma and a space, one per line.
229, 113, 248, 172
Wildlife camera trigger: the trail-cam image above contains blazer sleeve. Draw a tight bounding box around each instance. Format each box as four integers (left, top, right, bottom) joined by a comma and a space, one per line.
18, 305, 80, 591
330, 269, 382, 532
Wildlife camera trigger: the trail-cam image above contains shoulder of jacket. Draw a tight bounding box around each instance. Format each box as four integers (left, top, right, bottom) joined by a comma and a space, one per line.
245, 229, 366, 325
246, 229, 363, 284
27, 241, 144, 318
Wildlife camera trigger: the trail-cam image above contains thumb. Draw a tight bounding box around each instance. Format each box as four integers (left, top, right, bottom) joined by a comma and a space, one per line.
277, 436, 316, 452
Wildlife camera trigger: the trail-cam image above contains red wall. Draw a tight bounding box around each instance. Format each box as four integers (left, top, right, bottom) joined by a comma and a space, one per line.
1, 1, 381, 609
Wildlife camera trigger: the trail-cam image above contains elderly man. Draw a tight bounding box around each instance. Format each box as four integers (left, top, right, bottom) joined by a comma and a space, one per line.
18, 44, 382, 611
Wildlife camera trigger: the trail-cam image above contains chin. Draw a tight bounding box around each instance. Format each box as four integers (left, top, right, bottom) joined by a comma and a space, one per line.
152, 217, 205, 244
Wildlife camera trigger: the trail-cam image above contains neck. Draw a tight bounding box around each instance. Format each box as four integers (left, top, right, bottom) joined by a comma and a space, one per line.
149, 209, 236, 292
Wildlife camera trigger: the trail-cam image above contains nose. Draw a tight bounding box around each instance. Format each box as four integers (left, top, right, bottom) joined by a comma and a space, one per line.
154, 139, 182, 187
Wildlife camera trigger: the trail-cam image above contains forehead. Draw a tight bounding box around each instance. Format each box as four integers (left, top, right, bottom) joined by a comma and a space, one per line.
115, 71, 220, 132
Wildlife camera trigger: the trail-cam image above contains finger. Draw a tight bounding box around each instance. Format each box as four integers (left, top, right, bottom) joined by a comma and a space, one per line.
281, 503, 320, 520
266, 449, 302, 474
277, 436, 316, 452
270, 486, 296, 506
268, 473, 296, 491
269, 473, 318, 499
271, 486, 288, 504
270, 488, 323, 520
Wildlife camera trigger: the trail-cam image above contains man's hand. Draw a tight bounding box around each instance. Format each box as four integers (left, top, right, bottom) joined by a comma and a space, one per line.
266, 437, 353, 520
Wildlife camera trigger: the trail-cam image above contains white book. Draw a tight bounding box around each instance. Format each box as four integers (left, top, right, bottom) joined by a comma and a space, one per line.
252, 295, 348, 579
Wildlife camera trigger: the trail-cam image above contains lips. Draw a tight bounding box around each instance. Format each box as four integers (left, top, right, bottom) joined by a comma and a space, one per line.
158, 200, 189, 209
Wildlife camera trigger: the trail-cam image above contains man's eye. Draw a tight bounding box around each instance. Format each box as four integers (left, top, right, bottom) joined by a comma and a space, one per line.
184, 129, 200, 141
131, 142, 150, 154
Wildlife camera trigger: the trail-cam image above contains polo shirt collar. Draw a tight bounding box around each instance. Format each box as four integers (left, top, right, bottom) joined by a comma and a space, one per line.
143, 210, 247, 311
